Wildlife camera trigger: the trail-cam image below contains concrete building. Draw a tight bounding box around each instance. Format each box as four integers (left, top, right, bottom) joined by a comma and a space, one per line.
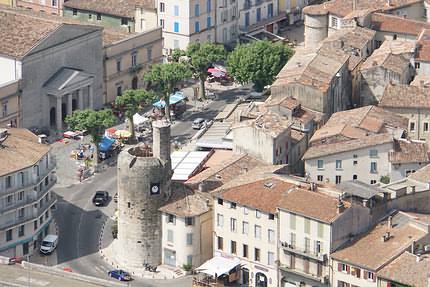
159, 187, 212, 268
157, 0, 216, 53
0, 8, 104, 131
103, 27, 163, 104
0, 128, 57, 258
360, 40, 416, 105
379, 84, 430, 144
15, 0, 63, 15
0, 80, 20, 129
116, 121, 172, 267
284, 0, 308, 25
331, 211, 430, 287
237, 0, 282, 36
63, 0, 157, 33
215, 0, 239, 45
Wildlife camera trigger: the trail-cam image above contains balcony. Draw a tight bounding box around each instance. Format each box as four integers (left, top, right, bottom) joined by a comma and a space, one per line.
243, 0, 251, 9
128, 63, 144, 74
279, 265, 328, 284
281, 241, 327, 262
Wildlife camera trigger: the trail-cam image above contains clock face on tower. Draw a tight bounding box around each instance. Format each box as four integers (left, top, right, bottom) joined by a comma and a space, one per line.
150, 183, 160, 195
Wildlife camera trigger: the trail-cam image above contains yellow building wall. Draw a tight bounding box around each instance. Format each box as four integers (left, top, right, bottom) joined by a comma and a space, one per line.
279, 0, 287, 13
0, 0, 13, 6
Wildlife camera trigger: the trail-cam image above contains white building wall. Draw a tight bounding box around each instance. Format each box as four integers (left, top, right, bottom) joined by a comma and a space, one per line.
0, 57, 21, 86
332, 259, 377, 287
415, 60, 430, 75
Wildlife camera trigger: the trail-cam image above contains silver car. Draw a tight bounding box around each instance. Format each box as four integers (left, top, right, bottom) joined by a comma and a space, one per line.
192, 118, 205, 129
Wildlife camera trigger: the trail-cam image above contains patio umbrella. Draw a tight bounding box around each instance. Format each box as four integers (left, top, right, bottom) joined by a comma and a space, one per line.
115, 130, 131, 138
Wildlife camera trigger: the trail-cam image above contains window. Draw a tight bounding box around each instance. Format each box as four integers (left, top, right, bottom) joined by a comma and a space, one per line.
353, 160, 358, 165
185, 217, 194, 226
268, 213, 274, 220
242, 221, 249, 235
245, 12, 250, 26
231, 240, 237, 254
40, 215, 43, 225
217, 198, 223, 205
315, 240, 322, 253
267, 3, 273, 17
243, 206, 248, 215
370, 180, 377, 184
317, 160, 324, 169
415, 62, 421, 69
365, 271, 375, 281
186, 233, 193, 245
338, 263, 349, 273
131, 52, 137, 67
206, 0, 211, 12
6, 229, 12, 242
230, 218, 237, 232
1, 102, 6, 117
88, 14, 92, 19
230, 202, 236, 209
19, 172, 24, 186
6, 176, 11, 189
18, 225, 24, 237
194, 4, 200, 16
336, 175, 342, 184
207, 16, 211, 28
331, 16, 338, 27
34, 220, 38, 231
159, 19, 165, 29
97, 13, 101, 20
290, 214, 296, 229
6, 195, 13, 205
187, 255, 193, 265
121, 18, 128, 26
116, 85, 122, 97
72, 8, 77, 16
369, 149, 378, 157
18, 208, 24, 218
166, 229, 174, 243
268, 252, 275, 266
351, 267, 361, 278
51, 0, 56, 6
18, 191, 24, 201
254, 248, 260, 261
353, 174, 358, 180
194, 21, 200, 32
256, 7, 261, 22
116, 59, 121, 72
370, 162, 377, 173
425, 122, 429, 132
243, 244, 248, 258
217, 236, 223, 250
318, 223, 324, 238
167, 214, 176, 224
255, 209, 261, 218
217, 214, 224, 227
336, 160, 342, 169
268, 229, 275, 243
410, 121, 416, 132
174, 5, 179, 16
304, 237, 311, 252
317, 175, 323, 181
290, 232, 296, 248
393, 34, 397, 40
174, 22, 180, 33
304, 218, 310, 234
254, 225, 261, 239
159, 2, 165, 12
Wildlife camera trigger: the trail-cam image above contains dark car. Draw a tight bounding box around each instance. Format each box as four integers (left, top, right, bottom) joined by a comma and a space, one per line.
92, 191, 109, 207
108, 269, 132, 281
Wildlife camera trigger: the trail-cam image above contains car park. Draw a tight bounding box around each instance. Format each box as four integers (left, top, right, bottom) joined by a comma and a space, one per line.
92, 191, 109, 207
108, 269, 132, 281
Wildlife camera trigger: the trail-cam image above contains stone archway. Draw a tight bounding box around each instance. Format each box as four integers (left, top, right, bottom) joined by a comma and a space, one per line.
50, 107, 56, 127
256, 272, 267, 287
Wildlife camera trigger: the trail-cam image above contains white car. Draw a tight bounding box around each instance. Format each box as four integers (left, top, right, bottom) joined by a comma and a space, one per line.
40, 234, 58, 255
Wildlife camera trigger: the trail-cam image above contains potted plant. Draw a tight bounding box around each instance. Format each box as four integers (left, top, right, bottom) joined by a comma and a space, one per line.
182, 263, 193, 275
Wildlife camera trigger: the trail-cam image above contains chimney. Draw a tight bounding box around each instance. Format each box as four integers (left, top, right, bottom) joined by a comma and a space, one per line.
152, 120, 171, 166
388, 215, 393, 229
336, 196, 345, 214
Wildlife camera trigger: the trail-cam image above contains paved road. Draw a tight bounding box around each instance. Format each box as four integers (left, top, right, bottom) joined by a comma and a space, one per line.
42, 84, 251, 286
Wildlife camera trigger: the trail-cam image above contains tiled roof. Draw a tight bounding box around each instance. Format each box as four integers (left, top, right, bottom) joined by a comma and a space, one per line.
389, 139, 429, 164
417, 29, 430, 62
0, 129, 50, 177
361, 40, 415, 74
408, 163, 430, 183
331, 215, 427, 270
215, 177, 296, 214
63, 0, 154, 18
377, 252, 430, 287
303, 133, 393, 160
232, 111, 292, 138
371, 13, 430, 36
0, 9, 61, 58
320, 26, 376, 52
410, 73, 430, 87
159, 184, 211, 217
278, 188, 350, 223
380, 84, 430, 109
303, 0, 422, 17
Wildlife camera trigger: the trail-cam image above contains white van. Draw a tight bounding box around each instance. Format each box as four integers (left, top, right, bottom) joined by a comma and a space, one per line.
40, 234, 58, 255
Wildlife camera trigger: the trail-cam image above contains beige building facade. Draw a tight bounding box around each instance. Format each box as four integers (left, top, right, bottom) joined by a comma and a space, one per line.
0, 80, 20, 128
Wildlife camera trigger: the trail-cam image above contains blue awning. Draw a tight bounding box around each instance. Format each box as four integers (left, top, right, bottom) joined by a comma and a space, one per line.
153, 92, 185, 108
99, 136, 115, 152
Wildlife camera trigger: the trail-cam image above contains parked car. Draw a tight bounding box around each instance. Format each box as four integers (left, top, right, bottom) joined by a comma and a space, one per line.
192, 118, 205, 129
108, 269, 132, 281
92, 191, 109, 207
40, 234, 58, 255
114, 193, 118, 203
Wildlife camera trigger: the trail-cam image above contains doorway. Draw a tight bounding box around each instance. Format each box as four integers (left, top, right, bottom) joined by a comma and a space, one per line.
50, 107, 56, 127
23, 242, 29, 255
132, 76, 138, 89
255, 272, 267, 287
61, 103, 67, 121
72, 99, 77, 111
164, 249, 176, 266
242, 268, 249, 286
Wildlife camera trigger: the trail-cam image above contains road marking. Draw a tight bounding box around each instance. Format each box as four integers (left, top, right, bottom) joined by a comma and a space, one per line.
16, 276, 49, 286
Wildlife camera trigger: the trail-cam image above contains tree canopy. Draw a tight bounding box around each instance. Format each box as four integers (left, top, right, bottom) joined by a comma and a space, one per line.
227, 40, 294, 91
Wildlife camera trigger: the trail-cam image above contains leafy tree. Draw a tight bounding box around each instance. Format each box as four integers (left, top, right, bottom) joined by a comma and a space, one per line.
65, 109, 116, 164
380, 175, 390, 184
144, 63, 191, 121
115, 89, 156, 143
171, 49, 186, 63
227, 40, 294, 92
185, 42, 226, 99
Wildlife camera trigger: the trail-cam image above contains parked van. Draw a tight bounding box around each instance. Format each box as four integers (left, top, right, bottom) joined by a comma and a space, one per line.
40, 234, 58, 255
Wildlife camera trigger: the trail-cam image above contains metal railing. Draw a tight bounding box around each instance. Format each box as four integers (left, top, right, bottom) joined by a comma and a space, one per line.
281, 241, 327, 262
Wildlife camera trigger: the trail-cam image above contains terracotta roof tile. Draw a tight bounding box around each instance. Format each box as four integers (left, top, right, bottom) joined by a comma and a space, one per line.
380, 84, 430, 109
417, 29, 430, 61
64, 0, 154, 18
389, 139, 430, 164
408, 163, 430, 182
371, 13, 430, 36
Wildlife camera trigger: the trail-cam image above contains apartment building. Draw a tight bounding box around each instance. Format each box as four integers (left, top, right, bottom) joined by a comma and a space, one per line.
159, 188, 212, 269
215, 0, 239, 45
0, 128, 57, 258
213, 177, 293, 287
237, 0, 281, 35
157, 0, 216, 53
0, 80, 20, 129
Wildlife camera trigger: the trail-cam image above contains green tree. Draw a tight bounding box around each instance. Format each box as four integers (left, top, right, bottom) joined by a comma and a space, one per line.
227, 40, 294, 91
185, 42, 226, 99
171, 49, 186, 62
144, 62, 191, 121
115, 89, 156, 143
65, 109, 116, 164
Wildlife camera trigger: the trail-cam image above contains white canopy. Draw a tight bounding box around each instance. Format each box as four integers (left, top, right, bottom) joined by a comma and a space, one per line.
195, 256, 240, 278
133, 113, 149, 126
